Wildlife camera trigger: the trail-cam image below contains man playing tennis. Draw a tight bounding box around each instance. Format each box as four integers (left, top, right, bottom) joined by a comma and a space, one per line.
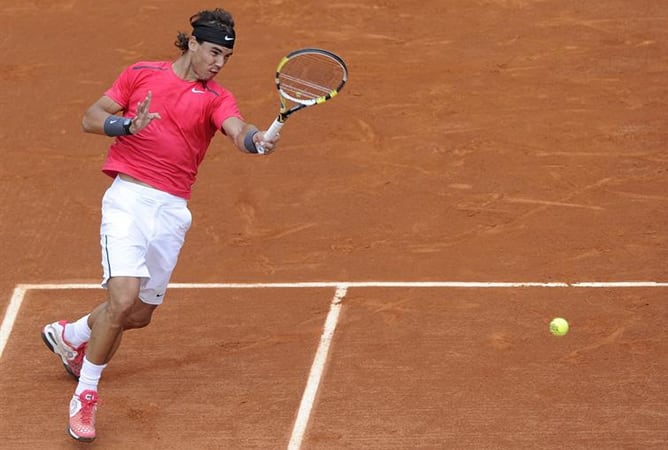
40, 8, 277, 442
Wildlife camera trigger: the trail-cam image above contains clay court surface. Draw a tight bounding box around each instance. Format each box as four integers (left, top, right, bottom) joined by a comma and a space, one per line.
1, 0, 667, 448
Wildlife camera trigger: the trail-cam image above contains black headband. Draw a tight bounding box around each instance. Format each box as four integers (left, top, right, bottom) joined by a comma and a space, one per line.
192, 23, 235, 49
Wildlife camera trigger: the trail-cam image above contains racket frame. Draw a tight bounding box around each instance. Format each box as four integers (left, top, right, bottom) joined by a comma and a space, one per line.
257, 47, 348, 153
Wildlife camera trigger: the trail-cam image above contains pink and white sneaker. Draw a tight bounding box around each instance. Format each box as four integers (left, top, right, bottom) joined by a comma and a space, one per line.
68, 390, 99, 442
41, 320, 87, 380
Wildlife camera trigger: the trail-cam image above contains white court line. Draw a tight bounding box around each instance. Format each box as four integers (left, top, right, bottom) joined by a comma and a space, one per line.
10, 281, 668, 290
288, 285, 347, 450
0, 286, 26, 362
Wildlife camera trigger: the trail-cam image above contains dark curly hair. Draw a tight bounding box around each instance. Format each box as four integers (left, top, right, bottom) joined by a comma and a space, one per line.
174, 8, 235, 53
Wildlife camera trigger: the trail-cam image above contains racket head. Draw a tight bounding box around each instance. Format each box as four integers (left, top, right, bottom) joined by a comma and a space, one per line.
274, 48, 348, 107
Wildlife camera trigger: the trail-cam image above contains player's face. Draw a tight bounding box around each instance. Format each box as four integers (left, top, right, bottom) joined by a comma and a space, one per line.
191, 40, 233, 80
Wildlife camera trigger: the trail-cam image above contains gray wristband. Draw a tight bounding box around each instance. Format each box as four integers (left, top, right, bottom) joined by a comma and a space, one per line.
104, 115, 132, 137
244, 129, 259, 153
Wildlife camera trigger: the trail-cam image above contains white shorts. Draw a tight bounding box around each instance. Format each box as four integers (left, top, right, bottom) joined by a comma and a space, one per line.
100, 175, 192, 305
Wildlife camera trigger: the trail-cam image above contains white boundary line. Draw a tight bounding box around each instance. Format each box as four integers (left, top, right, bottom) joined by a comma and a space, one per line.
0, 286, 26, 363
2, 280, 667, 449
9, 281, 668, 290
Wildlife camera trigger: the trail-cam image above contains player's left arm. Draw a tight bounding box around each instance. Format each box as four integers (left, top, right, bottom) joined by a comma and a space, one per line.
82, 91, 161, 136
222, 116, 279, 154
81, 96, 125, 135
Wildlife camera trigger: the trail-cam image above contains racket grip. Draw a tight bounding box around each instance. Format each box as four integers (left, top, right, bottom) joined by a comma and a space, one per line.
256, 119, 284, 154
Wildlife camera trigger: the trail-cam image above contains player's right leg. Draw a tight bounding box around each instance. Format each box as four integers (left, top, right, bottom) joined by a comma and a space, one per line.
68, 276, 143, 442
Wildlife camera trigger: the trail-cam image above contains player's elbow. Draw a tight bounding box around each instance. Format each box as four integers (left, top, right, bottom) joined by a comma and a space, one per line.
81, 112, 95, 133
81, 104, 106, 134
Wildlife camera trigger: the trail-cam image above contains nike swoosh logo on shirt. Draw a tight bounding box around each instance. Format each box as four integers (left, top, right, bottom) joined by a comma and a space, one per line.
191, 87, 206, 94
224, 36, 234, 41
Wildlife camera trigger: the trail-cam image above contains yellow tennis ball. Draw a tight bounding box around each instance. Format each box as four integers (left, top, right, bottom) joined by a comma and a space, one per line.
549, 317, 569, 336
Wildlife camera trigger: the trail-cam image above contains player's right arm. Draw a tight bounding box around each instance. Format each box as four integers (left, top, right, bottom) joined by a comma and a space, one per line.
221, 116, 278, 154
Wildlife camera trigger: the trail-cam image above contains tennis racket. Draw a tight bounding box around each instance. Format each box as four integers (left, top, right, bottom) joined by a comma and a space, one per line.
256, 47, 348, 154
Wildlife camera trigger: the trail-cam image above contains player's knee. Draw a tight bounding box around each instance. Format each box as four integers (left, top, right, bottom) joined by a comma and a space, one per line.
105, 298, 138, 325
106, 292, 142, 321
107, 278, 141, 322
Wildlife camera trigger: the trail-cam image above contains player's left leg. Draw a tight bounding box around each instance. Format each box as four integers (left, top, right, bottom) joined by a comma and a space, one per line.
41, 319, 88, 380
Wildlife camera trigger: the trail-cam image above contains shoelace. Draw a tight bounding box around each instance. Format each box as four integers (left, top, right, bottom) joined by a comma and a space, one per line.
78, 395, 99, 425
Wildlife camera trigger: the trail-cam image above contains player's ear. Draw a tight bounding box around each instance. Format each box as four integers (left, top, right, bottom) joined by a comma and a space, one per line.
188, 36, 199, 52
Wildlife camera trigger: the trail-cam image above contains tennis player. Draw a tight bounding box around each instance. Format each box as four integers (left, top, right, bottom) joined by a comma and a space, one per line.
40, 8, 277, 442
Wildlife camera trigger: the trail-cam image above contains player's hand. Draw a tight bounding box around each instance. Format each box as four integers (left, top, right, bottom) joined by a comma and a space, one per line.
255, 130, 279, 154
129, 91, 161, 134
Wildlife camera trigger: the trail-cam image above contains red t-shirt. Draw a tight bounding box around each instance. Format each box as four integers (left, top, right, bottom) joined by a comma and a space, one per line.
102, 61, 242, 199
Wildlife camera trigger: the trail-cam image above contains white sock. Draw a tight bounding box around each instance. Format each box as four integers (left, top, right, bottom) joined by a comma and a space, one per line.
64, 315, 91, 348
75, 357, 107, 395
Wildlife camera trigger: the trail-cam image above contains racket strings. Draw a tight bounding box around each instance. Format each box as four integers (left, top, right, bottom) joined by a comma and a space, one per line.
279, 54, 345, 100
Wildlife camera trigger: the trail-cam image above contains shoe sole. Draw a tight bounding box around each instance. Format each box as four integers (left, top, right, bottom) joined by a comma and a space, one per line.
68, 427, 95, 442
41, 329, 80, 381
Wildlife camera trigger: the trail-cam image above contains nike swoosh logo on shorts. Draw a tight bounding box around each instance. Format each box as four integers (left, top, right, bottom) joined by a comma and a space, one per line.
191, 87, 205, 94
224, 36, 234, 41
